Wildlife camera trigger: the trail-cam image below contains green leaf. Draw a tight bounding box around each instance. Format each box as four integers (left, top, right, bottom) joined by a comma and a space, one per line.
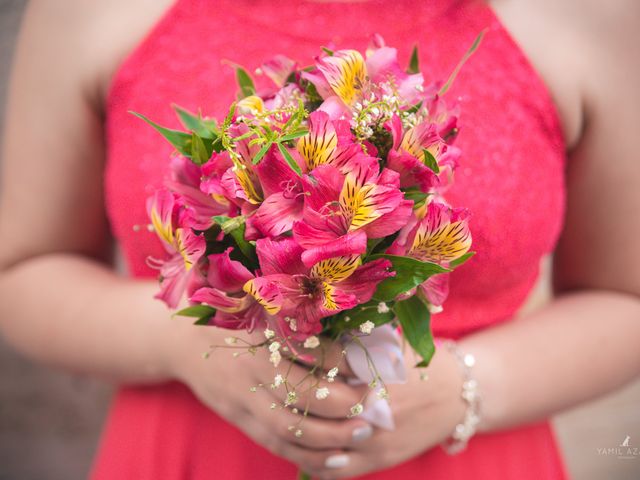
252, 141, 273, 164
173, 104, 218, 139
191, 132, 210, 165
403, 188, 430, 206
365, 231, 399, 257
370, 254, 449, 302
212, 216, 258, 267
406, 100, 423, 115
213, 215, 245, 234
236, 66, 256, 98
325, 300, 395, 337
366, 237, 384, 256
130, 111, 193, 156
439, 29, 486, 96
408, 45, 420, 74
422, 149, 440, 174
223, 102, 237, 129
277, 143, 302, 175
174, 305, 216, 326
298, 471, 312, 480
193, 316, 212, 326
449, 251, 475, 268
175, 305, 216, 318
131, 111, 216, 159
279, 130, 309, 142
321, 47, 335, 56
395, 295, 435, 367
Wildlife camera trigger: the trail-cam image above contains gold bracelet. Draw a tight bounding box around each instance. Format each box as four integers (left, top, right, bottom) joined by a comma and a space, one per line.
441, 340, 481, 455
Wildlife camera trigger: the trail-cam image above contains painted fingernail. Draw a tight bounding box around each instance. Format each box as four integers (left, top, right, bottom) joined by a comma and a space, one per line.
325, 454, 350, 469
352, 424, 373, 443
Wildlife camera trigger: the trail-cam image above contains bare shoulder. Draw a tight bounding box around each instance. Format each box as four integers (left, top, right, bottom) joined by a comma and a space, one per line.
490, 0, 639, 294
549, 0, 640, 295
491, 0, 639, 149
22, 0, 175, 110
0, 0, 174, 268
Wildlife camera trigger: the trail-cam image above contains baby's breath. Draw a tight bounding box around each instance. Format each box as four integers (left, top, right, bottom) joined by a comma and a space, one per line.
359, 320, 375, 335
376, 388, 389, 400
273, 374, 284, 388
285, 391, 298, 406
303, 336, 320, 349
315, 387, 330, 400
377, 302, 390, 313
270, 350, 282, 367
349, 403, 364, 417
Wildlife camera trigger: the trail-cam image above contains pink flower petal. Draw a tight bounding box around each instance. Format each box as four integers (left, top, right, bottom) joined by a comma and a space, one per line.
419, 273, 450, 307
261, 54, 296, 87
292, 216, 341, 249
256, 237, 307, 275
206, 248, 254, 292
336, 258, 394, 304
190, 287, 250, 313
364, 199, 414, 238
255, 150, 302, 197
254, 192, 304, 238
300, 230, 368, 267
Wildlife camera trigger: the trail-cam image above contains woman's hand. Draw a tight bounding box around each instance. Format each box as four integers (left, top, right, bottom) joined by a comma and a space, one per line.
169, 324, 376, 474
305, 345, 466, 479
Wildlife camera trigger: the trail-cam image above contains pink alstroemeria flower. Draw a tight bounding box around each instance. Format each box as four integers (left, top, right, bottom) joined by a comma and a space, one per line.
146, 190, 206, 308
386, 114, 460, 192
365, 37, 425, 105
253, 111, 365, 237
252, 149, 305, 237
220, 124, 264, 207
167, 156, 235, 230
190, 248, 280, 331
244, 237, 393, 339
304, 39, 425, 119
261, 54, 297, 88
293, 160, 413, 267
388, 200, 472, 309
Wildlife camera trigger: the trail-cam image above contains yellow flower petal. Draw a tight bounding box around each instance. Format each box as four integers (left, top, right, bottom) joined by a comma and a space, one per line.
410, 221, 472, 263
297, 114, 338, 169
175, 228, 194, 270
150, 208, 174, 247
237, 95, 265, 116
311, 255, 361, 283
243, 279, 282, 315
320, 50, 367, 106
339, 174, 384, 231
234, 166, 263, 204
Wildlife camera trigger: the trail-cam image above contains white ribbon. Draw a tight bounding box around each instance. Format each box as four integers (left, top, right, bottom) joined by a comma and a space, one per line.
344, 324, 407, 430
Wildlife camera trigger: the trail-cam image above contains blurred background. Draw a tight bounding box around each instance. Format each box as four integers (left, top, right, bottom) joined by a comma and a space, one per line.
0, 1, 639, 479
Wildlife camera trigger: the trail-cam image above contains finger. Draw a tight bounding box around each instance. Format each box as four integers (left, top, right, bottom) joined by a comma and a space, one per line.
293, 337, 356, 378
235, 408, 345, 472
308, 450, 385, 480
265, 403, 374, 450
262, 361, 368, 418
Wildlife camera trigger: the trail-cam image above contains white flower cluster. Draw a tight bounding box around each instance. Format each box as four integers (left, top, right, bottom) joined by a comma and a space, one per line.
359, 320, 375, 335
269, 341, 281, 367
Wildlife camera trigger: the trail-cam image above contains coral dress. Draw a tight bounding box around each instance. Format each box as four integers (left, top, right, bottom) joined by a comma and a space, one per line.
95, 0, 568, 478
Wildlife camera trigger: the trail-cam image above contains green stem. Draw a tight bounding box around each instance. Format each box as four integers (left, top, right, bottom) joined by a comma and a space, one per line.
298, 470, 312, 480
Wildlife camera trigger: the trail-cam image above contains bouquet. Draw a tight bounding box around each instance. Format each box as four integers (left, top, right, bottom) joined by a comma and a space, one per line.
138, 33, 480, 441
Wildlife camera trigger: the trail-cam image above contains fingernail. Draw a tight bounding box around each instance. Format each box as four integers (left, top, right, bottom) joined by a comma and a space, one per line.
352, 424, 373, 443
325, 454, 350, 469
